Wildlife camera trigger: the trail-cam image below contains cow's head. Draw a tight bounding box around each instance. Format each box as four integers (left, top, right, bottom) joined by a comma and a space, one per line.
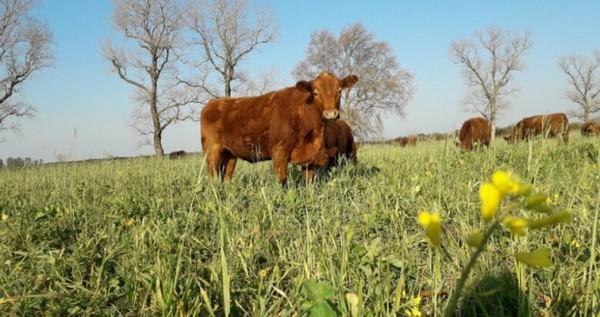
296, 72, 358, 121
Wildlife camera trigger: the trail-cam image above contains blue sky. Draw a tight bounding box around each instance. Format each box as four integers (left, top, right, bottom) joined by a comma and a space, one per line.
2, 1, 600, 162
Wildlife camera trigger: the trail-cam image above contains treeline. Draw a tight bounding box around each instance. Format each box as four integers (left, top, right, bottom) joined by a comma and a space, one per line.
0, 157, 44, 169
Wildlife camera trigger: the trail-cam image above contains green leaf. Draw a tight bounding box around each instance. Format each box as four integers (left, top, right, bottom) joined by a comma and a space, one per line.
302, 280, 335, 301
528, 211, 570, 230
466, 231, 484, 248
308, 301, 337, 317
34, 211, 46, 221
524, 194, 552, 213
514, 248, 552, 267
384, 256, 403, 269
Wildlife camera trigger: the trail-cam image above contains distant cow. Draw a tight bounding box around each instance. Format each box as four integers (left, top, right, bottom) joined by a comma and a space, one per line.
200, 72, 358, 184
581, 121, 600, 136
458, 117, 492, 150
324, 119, 357, 167
393, 136, 417, 147
504, 113, 569, 143
169, 150, 187, 160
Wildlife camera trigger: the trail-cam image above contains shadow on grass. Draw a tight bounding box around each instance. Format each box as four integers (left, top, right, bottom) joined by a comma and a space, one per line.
286, 161, 380, 186
317, 162, 380, 182
459, 271, 530, 317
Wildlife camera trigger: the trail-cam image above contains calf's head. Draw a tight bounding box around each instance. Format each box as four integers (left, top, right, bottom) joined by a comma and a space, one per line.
296, 72, 358, 121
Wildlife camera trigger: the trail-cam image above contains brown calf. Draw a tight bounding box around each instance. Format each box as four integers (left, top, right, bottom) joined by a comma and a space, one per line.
324, 119, 357, 167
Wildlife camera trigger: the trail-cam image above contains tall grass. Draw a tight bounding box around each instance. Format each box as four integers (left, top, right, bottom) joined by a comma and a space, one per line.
1, 135, 599, 316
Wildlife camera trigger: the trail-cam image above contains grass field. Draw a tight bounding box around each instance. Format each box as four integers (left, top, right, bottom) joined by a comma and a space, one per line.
1, 134, 599, 316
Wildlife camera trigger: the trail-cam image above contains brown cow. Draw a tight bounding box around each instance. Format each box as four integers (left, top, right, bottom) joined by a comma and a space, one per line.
504, 113, 569, 143
169, 150, 187, 160
200, 72, 358, 184
393, 136, 417, 147
581, 121, 600, 136
324, 119, 357, 167
458, 117, 492, 150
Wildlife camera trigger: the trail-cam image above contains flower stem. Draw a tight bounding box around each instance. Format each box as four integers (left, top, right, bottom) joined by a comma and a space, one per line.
443, 220, 501, 317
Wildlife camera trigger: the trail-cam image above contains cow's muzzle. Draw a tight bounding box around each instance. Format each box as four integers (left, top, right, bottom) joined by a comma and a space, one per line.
322, 109, 340, 121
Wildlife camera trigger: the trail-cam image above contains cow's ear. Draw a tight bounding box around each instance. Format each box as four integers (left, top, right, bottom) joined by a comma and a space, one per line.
296, 80, 313, 93
341, 75, 358, 89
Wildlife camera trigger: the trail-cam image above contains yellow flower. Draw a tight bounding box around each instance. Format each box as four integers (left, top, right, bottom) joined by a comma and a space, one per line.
413, 185, 421, 194
123, 218, 135, 227
410, 296, 422, 306
1, 213, 8, 222
502, 216, 528, 236
479, 183, 500, 221
258, 268, 269, 279
491, 170, 521, 195
570, 240, 581, 249
404, 308, 422, 317
417, 211, 441, 247
514, 248, 552, 267
528, 211, 570, 230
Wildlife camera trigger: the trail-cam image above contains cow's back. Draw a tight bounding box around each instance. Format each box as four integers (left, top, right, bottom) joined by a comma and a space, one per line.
512, 113, 568, 142
201, 91, 285, 161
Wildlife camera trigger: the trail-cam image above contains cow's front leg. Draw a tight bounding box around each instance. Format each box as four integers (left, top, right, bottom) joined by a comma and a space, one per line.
272, 147, 289, 186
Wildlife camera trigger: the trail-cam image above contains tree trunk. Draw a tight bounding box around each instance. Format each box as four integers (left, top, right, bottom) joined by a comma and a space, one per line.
150, 101, 165, 156
224, 72, 232, 97
584, 104, 590, 123
489, 100, 496, 143
150, 60, 164, 157
153, 129, 164, 156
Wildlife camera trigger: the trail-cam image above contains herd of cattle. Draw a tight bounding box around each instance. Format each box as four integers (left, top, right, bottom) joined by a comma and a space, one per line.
199, 72, 600, 184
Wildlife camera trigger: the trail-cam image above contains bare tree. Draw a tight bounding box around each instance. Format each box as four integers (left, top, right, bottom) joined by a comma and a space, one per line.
558, 52, 600, 123
235, 67, 280, 96
293, 23, 413, 140
185, 0, 278, 97
0, 0, 53, 133
103, 0, 199, 157
451, 26, 532, 141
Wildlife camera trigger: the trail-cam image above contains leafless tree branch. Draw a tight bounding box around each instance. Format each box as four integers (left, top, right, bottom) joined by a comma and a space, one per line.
293, 23, 413, 140
558, 53, 600, 122
450, 26, 531, 140
185, 0, 278, 97
104, 0, 201, 156
0, 0, 53, 133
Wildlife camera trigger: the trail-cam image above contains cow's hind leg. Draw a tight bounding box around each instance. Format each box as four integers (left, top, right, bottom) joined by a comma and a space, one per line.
220, 150, 237, 182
